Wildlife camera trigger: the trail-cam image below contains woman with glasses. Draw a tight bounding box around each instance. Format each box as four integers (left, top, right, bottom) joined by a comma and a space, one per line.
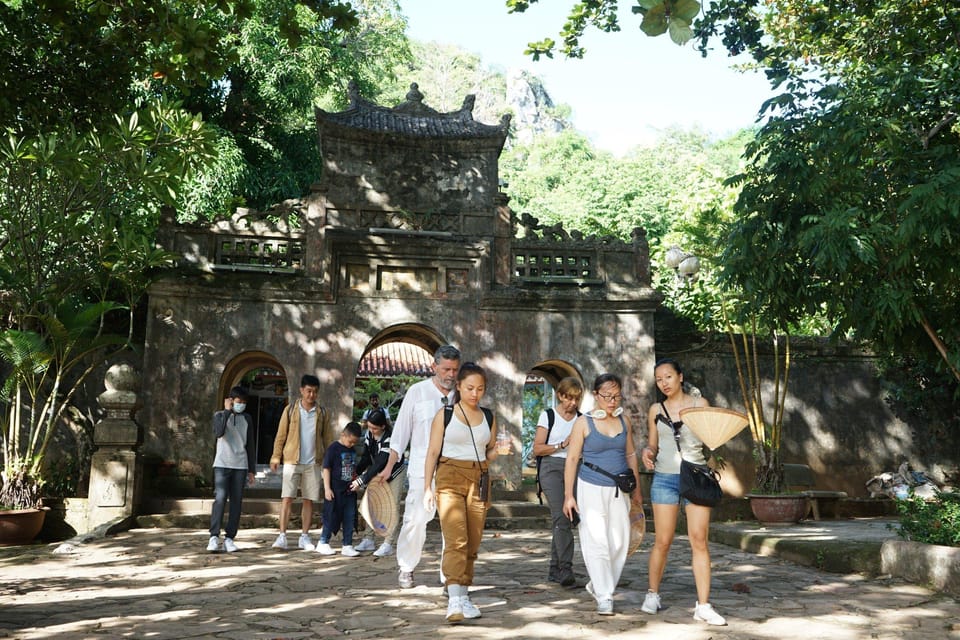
640, 358, 726, 626
562, 373, 643, 615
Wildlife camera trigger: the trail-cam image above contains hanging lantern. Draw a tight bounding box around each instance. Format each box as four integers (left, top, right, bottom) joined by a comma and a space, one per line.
664, 245, 687, 269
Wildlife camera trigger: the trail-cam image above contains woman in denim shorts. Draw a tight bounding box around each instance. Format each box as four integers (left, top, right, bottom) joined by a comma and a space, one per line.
639, 359, 726, 626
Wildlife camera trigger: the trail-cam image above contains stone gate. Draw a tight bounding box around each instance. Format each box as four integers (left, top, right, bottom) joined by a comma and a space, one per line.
140, 82, 660, 492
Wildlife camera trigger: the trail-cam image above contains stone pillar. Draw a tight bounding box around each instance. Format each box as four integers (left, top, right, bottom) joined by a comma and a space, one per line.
86, 364, 142, 531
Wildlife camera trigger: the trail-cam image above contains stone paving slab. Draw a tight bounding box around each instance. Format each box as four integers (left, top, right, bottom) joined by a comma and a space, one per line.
1, 525, 959, 639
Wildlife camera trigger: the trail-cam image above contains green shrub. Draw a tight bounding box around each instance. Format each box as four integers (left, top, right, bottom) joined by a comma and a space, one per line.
896, 489, 960, 547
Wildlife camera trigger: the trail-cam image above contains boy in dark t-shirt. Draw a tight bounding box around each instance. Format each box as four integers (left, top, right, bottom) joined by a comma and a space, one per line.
317, 422, 362, 556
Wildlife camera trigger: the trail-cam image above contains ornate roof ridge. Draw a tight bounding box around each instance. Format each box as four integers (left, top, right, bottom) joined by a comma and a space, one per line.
316, 80, 511, 139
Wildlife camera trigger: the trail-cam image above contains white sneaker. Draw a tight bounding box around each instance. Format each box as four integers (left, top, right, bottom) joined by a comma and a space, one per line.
460, 595, 481, 619
373, 542, 394, 557
316, 542, 335, 555
223, 537, 238, 553
398, 570, 414, 588
341, 545, 359, 557
597, 599, 614, 615
445, 597, 464, 623
641, 591, 661, 614
693, 602, 727, 626
206, 536, 220, 552
355, 538, 376, 552
298, 533, 315, 551
272, 533, 287, 549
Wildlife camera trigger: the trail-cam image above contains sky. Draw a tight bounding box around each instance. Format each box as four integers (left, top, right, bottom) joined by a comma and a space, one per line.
398, 0, 776, 155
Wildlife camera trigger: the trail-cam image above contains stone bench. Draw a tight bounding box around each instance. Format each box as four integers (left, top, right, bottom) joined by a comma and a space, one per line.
784, 463, 849, 520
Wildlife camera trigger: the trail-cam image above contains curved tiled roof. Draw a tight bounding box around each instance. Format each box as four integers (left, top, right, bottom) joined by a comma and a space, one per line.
357, 342, 435, 378
316, 81, 511, 140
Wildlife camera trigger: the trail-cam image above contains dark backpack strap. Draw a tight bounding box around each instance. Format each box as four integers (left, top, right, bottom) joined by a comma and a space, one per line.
535, 409, 556, 504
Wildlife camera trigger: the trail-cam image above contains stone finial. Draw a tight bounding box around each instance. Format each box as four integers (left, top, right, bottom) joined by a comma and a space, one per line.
99, 364, 139, 417
405, 83, 424, 104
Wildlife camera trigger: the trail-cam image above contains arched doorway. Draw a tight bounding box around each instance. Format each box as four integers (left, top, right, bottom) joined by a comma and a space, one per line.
520, 360, 585, 475
352, 323, 449, 422
218, 351, 288, 470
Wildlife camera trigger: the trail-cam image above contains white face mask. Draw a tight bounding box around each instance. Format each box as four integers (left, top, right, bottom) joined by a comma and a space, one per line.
590, 407, 623, 420
232, 402, 247, 413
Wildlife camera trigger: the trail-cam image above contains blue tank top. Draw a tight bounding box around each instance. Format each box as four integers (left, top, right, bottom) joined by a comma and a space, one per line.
578, 415, 629, 487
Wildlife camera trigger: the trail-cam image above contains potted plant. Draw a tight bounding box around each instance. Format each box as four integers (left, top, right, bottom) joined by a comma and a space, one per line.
1, 111, 206, 541
723, 305, 808, 523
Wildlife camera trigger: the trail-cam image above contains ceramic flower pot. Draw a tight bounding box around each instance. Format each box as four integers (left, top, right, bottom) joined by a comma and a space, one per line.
746, 494, 809, 525
0, 507, 48, 546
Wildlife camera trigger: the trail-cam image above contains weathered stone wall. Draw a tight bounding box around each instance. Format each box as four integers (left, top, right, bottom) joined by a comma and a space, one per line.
140, 264, 659, 491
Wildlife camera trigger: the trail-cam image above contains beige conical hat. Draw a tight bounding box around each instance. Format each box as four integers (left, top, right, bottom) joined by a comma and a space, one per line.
678, 407, 750, 450
359, 480, 399, 538
628, 502, 646, 556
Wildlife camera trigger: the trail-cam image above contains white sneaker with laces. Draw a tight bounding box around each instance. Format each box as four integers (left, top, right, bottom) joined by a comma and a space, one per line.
445, 597, 464, 623
341, 545, 359, 557
398, 570, 414, 588
206, 536, 220, 552
223, 537, 238, 553
298, 533, 315, 551
355, 538, 376, 552
272, 533, 287, 549
597, 599, 614, 615
373, 542, 394, 557
460, 595, 481, 619
316, 542, 335, 555
641, 591, 661, 614
693, 602, 727, 626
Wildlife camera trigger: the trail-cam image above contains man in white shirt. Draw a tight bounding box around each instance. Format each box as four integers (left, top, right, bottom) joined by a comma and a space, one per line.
378, 345, 460, 588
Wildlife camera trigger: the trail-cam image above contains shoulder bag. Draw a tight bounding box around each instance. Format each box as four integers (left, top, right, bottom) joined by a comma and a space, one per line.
661, 402, 722, 508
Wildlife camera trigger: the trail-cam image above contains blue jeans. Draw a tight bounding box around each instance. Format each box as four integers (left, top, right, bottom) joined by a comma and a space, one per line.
210, 467, 247, 538
649, 472, 690, 506
321, 489, 357, 545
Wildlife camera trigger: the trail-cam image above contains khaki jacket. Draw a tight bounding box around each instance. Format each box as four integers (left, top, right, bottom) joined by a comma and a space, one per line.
270, 401, 335, 466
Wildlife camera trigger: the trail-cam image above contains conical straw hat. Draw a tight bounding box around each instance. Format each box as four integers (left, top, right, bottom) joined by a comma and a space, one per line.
359, 480, 399, 538
678, 407, 749, 450
628, 502, 646, 555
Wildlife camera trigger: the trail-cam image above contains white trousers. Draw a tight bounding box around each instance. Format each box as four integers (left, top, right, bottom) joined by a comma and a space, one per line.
577, 479, 630, 601
396, 473, 437, 574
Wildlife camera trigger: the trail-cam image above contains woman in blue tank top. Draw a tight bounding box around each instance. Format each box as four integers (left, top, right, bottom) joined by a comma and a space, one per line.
562, 373, 643, 616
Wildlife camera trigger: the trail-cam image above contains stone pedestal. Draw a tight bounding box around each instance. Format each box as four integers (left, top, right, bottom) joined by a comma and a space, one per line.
87, 364, 142, 531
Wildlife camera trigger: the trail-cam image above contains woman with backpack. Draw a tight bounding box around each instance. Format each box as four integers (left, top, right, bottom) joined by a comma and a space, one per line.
423, 362, 506, 623
531, 376, 584, 587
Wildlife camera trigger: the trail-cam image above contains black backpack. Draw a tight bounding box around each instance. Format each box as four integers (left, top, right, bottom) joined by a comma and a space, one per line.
443, 404, 494, 431
535, 409, 580, 504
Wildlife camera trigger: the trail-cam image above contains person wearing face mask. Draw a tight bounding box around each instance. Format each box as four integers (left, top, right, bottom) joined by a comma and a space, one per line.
377, 344, 461, 589
207, 386, 257, 553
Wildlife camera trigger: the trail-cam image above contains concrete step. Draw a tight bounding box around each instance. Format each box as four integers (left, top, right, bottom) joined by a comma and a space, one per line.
138, 497, 551, 531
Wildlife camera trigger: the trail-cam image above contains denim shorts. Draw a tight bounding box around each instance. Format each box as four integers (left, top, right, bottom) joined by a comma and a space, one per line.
649, 472, 688, 506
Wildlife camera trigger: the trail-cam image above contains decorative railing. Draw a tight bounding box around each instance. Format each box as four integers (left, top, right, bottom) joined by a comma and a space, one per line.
512, 249, 597, 281
214, 235, 304, 273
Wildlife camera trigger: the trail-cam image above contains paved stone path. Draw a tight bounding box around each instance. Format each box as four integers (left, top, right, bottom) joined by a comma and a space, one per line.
2, 526, 959, 639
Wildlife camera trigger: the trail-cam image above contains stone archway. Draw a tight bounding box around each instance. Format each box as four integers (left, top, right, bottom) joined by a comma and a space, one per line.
517, 360, 586, 473
218, 350, 288, 468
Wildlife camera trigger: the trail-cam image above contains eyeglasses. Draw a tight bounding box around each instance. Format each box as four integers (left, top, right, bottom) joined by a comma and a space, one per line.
595, 392, 623, 402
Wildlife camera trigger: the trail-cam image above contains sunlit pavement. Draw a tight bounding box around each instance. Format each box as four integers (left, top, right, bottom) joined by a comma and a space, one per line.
1, 523, 958, 639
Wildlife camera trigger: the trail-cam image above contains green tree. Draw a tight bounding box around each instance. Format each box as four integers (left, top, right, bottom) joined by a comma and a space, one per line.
507, 0, 703, 56
0, 104, 214, 509
712, 1, 960, 381
173, 0, 412, 219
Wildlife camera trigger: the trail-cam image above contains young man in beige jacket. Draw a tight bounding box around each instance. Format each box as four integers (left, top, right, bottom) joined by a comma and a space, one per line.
269, 374, 335, 550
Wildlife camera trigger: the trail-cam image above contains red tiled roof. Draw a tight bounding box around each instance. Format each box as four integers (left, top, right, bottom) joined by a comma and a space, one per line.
358, 343, 434, 378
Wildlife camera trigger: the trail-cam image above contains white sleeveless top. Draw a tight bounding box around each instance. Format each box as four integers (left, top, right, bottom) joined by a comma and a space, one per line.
441, 411, 491, 461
